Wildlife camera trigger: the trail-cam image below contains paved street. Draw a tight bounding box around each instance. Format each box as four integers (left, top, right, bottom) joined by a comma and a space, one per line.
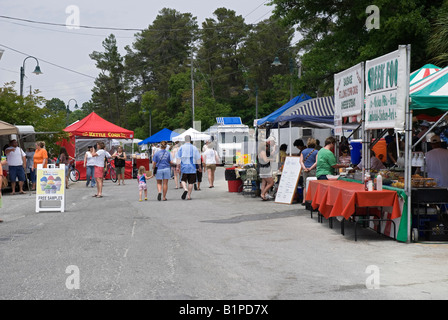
0, 167, 447, 301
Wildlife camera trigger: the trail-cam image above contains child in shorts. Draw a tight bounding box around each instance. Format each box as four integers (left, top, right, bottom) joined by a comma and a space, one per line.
137, 166, 153, 201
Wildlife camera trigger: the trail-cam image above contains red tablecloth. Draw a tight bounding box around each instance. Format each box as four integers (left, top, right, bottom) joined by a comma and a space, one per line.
305, 180, 402, 220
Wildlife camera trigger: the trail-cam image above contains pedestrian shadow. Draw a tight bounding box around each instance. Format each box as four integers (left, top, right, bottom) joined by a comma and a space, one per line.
201, 210, 299, 224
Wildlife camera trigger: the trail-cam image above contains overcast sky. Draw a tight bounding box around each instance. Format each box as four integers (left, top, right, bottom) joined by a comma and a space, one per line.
0, 0, 277, 109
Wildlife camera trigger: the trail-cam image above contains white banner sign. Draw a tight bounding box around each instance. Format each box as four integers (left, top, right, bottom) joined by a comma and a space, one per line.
365, 46, 408, 130
334, 63, 364, 136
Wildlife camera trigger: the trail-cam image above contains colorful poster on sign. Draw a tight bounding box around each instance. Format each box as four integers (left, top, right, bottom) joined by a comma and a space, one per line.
36, 166, 65, 199
364, 46, 408, 130
334, 63, 364, 136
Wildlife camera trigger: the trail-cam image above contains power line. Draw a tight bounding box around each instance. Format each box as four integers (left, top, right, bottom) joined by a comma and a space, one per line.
0, 20, 135, 39
0, 14, 264, 32
0, 43, 96, 79
0, 15, 143, 31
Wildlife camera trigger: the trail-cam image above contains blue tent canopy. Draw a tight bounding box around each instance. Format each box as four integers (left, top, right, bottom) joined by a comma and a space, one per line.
138, 128, 179, 145
256, 93, 312, 127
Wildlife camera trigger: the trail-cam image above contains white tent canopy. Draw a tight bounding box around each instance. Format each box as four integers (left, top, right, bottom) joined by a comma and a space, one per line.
172, 128, 211, 142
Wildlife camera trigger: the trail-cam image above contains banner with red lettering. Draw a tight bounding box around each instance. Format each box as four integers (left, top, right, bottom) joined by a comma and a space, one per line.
64, 112, 134, 139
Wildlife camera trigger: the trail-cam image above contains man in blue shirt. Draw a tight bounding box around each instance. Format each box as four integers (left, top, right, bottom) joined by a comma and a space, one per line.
176, 135, 201, 200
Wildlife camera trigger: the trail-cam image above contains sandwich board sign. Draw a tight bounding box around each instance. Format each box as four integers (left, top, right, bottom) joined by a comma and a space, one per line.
275, 156, 302, 204
35, 164, 65, 212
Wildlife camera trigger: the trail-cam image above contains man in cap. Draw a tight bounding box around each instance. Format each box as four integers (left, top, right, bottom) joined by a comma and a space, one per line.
426, 135, 448, 188
417, 120, 430, 139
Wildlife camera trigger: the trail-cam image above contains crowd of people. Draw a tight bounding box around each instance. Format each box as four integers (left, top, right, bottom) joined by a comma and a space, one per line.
1, 121, 447, 224
0, 135, 222, 212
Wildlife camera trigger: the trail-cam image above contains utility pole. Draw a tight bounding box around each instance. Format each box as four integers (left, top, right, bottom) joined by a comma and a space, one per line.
190, 49, 195, 128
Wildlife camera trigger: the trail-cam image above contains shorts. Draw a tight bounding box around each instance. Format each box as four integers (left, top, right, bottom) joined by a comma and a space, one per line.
115, 166, 125, 175
181, 173, 197, 185
9, 166, 26, 182
139, 182, 147, 191
196, 171, 202, 182
156, 167, 170, 180
94, 166, 104, 178
206, 164, 216, 172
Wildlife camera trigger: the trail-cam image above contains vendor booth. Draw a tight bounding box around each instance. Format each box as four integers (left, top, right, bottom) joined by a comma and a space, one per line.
61, 112, 134, 180
302, 46, 413, 242
138, 128, 179, 145
408, 65, 448, 241
137, 128, 179, 170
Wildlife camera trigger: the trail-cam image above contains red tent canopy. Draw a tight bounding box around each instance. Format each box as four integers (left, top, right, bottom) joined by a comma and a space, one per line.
59, 112, 135, 180
64, 112, 134, 139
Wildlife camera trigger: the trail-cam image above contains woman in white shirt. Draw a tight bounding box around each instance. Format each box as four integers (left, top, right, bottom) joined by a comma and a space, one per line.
83, 146, 96, 188
170, 141, 181, 189
203, 146, 220, 188
91, 141, 111, 198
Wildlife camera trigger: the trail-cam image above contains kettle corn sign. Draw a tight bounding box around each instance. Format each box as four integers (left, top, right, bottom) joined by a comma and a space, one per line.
364, 46, 408, 130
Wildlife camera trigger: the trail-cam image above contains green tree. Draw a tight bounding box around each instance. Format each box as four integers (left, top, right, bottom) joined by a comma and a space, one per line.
271, 0, 444, 95
427, 2, 448, 66
0, 82, 67, 153
197, 8, 250, 103
45, 98, 67, 114
90, 34, 130, 127
125, 8, 198, 98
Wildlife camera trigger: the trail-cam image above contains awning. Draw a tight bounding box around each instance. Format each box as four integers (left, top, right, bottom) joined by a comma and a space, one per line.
274, 96, 336, 128
0, 120, 18, 136
216, 117, 242, 125
138, 128, 179, 145
172, 128, 211, 142
256, 93, 312, 127
410, 66, 448, 117
410, 64, 441, 85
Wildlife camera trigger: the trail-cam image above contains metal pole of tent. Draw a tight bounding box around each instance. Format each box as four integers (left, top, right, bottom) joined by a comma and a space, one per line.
278, 125, 280, 169
289, 121, 292, 156
405, 44, 412, 242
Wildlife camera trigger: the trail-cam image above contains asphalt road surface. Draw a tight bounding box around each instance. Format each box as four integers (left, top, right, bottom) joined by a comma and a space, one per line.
0, 167, 447, 301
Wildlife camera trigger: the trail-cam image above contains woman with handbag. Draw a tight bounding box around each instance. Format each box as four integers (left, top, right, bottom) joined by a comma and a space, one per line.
203, 145, 220, 188
152, 141, 172, 201
112, 146, 126, 185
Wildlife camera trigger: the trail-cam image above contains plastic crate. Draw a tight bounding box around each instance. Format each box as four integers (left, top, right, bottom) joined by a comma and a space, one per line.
426, 222, 448, 241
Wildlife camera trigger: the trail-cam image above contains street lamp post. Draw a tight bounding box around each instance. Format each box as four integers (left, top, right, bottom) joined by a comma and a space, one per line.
272, 56, 301, 100
244, 81, 259, 121
20, 56, 43, 97
66, 98, 78, 126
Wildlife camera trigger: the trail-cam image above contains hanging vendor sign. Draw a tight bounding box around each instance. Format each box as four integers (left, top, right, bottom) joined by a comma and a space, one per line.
364, 45, 409, 130
334, 62, 364, 136
35, 164, 65, 212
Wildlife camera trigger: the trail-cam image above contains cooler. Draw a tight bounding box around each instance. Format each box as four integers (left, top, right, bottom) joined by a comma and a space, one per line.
349, 139, 362, 165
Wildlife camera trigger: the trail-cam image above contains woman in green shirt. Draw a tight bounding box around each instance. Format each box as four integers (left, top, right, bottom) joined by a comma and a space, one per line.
316, 136, 348, 180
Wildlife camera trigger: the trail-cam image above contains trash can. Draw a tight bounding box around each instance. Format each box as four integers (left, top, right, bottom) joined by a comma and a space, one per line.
225, 167, 242, 192
227, 179, 243, 192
